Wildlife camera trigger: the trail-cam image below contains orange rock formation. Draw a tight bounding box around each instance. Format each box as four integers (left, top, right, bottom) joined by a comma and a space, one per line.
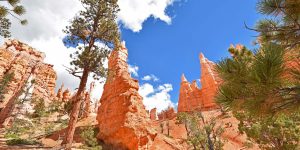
178, 53, 220, 112
96, 42, 156, 150
150, 108, 157, 120
157, 107, 176, 120
0, 40, 57, 126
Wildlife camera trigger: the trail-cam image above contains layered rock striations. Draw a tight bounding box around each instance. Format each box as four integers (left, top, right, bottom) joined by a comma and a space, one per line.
178, 53, 220, 112
96, 42, 156, 150
0, 40, 57, 125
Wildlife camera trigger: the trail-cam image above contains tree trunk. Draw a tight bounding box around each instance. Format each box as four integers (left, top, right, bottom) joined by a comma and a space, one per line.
0, 66, 36, 127
83, 92, 91, 118
62, 68, 89, 150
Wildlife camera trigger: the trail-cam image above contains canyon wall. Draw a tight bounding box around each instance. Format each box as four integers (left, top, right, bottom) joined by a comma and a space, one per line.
0, 40, 57, 106
0, 40, 57, 125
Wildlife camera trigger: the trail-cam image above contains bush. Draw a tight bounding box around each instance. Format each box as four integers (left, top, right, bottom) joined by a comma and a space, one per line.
5, 118, 33, 136
6, 138, 40, 146
31, 98, 48, 118
80, 126, 102, 150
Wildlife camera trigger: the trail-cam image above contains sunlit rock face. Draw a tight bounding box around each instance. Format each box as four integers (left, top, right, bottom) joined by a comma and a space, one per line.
150, 108, 157, 120
157, 107, 176, 120
178, 53, 220, 112
0, 40, 57, 109
96, 43, 156, 150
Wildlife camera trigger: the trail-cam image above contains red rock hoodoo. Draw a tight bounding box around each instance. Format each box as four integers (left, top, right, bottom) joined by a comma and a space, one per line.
96, 42, 156, 150
178, 53, 220, 112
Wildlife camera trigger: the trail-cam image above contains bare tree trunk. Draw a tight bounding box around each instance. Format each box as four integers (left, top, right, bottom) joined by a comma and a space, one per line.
62, 68, 89, 150
0, 66, 36, 127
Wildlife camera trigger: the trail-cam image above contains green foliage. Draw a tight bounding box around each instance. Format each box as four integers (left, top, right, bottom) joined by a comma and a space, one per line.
64, 0, 120, 81
6, 138, 40, 146
176, 112, 224, 150
44, 122, 56, 136
237, 111, 300, 150
216, 43, 300, 114
0, 72, 13, 101
254, 0, 300, 48
5, 118, 33, 137
48, 99, 63, 113
80, 126, 102, 150
63, 100, 73, 114
216, 42, 300, 149
0, 0, 27, 37
31, 98, 47, 118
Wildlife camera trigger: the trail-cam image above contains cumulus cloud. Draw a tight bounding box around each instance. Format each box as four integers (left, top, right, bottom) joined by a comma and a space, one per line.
118, 0, 175, 32
3, 0, 178, 100
142, 74, 159, 82
139, 83, 175, 113
128, 65, 139, 77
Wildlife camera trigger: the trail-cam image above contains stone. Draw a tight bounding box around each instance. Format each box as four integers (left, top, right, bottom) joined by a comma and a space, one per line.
83, 82, 95, 118
150, 108, 157, 120
0, 40, 57, 126
153, 110, 259, 150
177, 53, 219, 112
96, 42, 157, 150
157, 107, 176, 120
56, 84, 64, 100
62, 89, 71, 102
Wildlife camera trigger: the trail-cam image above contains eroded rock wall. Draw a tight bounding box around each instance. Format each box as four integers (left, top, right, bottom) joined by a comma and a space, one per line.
0, 40, 57, 109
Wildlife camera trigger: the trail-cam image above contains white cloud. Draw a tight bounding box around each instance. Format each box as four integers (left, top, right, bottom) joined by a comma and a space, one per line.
139, 83, 175, 113
118, 0, 175, 32
128, 64, 139, 77
142, 74, 159, 82
3, 0, 178, 101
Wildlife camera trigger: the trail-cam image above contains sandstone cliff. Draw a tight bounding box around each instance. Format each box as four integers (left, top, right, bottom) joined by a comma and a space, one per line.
96, 43, 157, 150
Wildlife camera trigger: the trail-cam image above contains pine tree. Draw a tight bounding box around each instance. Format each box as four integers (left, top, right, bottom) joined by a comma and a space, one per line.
251, 0, 300, 48
62, 0, 120, 149
0, 72, 14, 101
216, 43, 300, 149
0, 0, 27, 37
216, 43, 300, 114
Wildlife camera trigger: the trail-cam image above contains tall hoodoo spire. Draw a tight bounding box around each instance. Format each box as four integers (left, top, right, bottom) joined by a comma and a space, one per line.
96, 43, 156, 149
181, 73, 188, 82
178, 52, 219, 112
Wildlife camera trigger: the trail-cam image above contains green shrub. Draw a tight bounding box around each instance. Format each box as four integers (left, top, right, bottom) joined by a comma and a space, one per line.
31, 98, 48, 118
4, 133, 19, 139
80, 126, 102, 150
6, 138, 40, 146
5, 118, 33, 136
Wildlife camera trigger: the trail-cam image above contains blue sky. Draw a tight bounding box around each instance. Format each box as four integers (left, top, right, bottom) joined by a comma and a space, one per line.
122, 0, 261, 106
5, 0, 263, 112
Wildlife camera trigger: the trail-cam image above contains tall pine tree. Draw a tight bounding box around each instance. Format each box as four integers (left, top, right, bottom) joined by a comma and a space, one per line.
62, 0, 120, 149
